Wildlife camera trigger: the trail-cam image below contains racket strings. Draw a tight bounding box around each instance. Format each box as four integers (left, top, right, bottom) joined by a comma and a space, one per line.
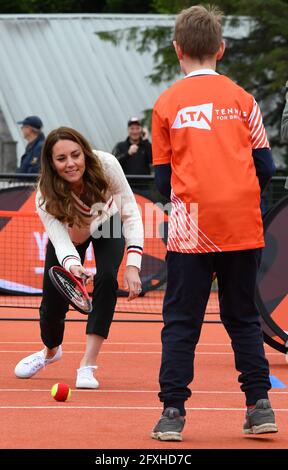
56, 273, 83, 299
54, 272, 88, 309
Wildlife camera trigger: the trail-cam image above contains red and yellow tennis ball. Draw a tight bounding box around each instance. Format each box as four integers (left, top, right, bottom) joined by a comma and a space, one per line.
51, 383, 72, 402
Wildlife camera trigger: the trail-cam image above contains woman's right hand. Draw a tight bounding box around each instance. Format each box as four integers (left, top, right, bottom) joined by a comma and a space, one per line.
70, 265, 94, 284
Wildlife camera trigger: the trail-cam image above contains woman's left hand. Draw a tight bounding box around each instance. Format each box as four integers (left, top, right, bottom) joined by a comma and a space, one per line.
123, 266, 142, 301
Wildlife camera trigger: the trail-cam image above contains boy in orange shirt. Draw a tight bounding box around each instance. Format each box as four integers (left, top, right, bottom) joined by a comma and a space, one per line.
151, 5, 277, 441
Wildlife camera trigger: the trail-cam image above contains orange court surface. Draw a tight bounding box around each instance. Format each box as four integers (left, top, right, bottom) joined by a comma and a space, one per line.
0, 307, 286, 451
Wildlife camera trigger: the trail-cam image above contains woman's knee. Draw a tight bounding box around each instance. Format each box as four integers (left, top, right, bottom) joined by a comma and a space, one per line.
40, 302, 68, 320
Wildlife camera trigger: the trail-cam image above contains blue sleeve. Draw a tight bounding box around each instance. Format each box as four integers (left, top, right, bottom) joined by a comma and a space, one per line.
155, 152, 274, 202
252, 148, 276, 193
155, 163, 171, 199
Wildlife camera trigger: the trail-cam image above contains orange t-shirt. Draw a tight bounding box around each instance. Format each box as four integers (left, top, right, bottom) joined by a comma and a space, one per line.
152, 71, 269, 254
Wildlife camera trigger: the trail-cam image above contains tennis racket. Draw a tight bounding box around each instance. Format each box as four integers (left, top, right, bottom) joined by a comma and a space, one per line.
256, 195, 288, 353
49, 266, 92, 314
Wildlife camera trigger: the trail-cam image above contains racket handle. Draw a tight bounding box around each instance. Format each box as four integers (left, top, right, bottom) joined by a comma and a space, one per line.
79, 272, 93, 286
79, 269, 96, 280
80, 273, 89, 280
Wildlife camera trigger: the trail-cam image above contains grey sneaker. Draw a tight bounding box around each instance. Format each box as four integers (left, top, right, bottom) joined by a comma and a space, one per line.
151, 407, 185, 441
243, 399, 278, 434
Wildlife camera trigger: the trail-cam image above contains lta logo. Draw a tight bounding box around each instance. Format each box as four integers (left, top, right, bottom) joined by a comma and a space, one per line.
172, 103, 213, 130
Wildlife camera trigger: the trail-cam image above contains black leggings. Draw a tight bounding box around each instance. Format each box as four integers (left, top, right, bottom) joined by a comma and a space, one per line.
40, 215, 125, 349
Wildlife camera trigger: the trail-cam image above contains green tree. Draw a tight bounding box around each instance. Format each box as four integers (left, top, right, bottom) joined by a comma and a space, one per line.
105, 0, 153, 13
0, 0, 155, 13
152, 0, 240, 14
101, 0, 288, 162
151, 0, 287, 98
152, 0, 191, 14
0, 0, 107, 13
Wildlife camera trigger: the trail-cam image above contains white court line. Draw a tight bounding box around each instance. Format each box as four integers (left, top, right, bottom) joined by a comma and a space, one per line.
0, 405, 287, 411
0, 389, 287, 394
0, 350, 281, 355
0, 342, 231, 346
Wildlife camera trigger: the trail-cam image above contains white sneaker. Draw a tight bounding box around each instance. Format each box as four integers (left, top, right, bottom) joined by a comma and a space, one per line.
14, 345, 62, 378
76, 366, 99, 389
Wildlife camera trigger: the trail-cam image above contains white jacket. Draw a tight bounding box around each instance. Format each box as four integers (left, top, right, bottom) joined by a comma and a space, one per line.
36, 151, 144, 271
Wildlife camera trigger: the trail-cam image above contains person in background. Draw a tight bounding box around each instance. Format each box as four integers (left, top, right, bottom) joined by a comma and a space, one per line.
16, 115, 45, 173
112, 117, 152, 176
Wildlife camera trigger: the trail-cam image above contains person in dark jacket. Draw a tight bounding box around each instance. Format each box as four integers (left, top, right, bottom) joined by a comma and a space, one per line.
112, 117, 152, 175
17, 116, 45, 173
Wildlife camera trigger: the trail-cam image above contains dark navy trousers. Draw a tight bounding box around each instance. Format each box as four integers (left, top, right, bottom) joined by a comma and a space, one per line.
159, 249, 271, 415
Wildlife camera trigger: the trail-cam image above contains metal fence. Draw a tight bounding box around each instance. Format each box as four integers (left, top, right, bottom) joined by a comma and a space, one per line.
0, 173, 286, 206
0, 173, 285, 313
264, 176, 287, 211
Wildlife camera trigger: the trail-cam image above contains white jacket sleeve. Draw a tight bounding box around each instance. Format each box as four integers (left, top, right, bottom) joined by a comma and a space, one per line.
102, 152, 144, 270
36, 190, 81, 272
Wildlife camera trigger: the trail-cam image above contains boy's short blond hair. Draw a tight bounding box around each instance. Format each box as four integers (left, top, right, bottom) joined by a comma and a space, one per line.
174, 5, 223, 60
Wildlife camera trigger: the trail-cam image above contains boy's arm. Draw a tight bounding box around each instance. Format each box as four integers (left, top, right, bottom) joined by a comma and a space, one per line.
155, 164, 172, 199
252, 148, 276, 193
249, 100, 276, 192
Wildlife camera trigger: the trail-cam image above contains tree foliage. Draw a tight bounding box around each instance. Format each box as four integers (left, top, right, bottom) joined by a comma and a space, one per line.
154, 1, 288, 147
0, 0, 77, 12
99, 0, 288, 163
0, 0, 286, 161
0, 0, 153, 13
105, 0, 153, 13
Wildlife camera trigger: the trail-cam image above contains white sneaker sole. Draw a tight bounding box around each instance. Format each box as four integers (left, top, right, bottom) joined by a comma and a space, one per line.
14, 346, 62, 379
76, 380, 99, 389
14, 366, 45, 379
151, 431, 182, 441
244, 423, 278, 434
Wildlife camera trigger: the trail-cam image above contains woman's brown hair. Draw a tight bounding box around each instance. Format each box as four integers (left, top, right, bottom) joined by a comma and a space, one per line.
39, 127, 108, 227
